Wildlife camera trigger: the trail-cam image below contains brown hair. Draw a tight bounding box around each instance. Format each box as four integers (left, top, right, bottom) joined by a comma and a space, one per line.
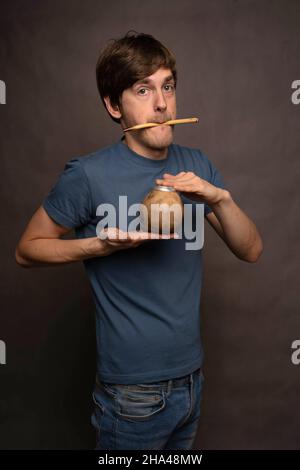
96, 31, 177, 124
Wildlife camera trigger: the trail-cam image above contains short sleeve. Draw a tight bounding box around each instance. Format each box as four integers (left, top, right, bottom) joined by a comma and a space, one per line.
203, 156, 227, 216
42, 158, 93, 229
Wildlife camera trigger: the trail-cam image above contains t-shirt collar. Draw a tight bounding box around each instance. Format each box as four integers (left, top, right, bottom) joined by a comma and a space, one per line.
118, 136, 171, 167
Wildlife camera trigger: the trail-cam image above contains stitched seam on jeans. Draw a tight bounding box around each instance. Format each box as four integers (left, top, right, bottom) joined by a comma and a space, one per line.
176, 376, 193, 428
115, 392, 166, 421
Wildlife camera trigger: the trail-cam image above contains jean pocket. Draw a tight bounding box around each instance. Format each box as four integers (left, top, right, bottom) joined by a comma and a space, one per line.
102, 382, 118, 398
116, 389, 166, 422
92, 391, 105, 414
91, 391, 105, 439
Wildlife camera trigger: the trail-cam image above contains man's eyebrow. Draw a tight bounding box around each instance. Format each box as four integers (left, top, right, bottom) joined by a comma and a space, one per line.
134, 75, 175, 87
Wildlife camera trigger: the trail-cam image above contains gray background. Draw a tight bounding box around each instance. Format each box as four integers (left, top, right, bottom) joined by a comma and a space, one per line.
0, 0, 299, 449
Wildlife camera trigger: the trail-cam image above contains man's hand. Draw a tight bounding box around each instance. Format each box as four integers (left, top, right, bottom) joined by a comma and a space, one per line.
155, 172, 227, 206
94, 227, 178, 257
156, 172, 263, 263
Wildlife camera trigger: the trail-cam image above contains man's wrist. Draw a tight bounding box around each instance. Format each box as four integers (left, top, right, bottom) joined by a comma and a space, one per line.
82, 236, 111, 259
210, 189, 232, 208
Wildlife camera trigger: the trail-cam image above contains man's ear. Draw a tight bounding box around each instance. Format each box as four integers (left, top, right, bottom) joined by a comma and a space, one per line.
103, 96, 122, 120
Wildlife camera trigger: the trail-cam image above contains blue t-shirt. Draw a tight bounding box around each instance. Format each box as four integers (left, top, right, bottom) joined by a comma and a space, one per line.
42, 137, 226, 384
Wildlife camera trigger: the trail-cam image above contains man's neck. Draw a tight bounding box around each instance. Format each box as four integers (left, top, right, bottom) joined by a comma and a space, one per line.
122, 135, 168, 160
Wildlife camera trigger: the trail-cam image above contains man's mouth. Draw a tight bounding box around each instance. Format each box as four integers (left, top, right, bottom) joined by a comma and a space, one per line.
150, 119, 171, 124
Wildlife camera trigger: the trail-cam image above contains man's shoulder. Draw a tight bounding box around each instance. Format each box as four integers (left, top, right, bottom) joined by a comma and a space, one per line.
170, 142, 220, 183
73, 141, 120, 168
171, 142, 211, 165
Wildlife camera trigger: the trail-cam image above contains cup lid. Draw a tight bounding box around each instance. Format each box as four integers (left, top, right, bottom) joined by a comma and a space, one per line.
154, 185, 176, 192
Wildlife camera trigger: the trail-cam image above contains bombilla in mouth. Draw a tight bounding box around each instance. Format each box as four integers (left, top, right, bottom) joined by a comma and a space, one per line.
123, 117, 199, 132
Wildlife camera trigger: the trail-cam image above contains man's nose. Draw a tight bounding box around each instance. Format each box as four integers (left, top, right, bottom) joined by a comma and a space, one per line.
154, 89, 167, 112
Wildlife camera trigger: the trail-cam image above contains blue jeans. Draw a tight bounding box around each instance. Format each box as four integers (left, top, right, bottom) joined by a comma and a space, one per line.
91, 367, 204, 450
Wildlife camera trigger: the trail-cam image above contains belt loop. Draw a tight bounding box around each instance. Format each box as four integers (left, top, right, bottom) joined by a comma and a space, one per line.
166, 378, 172, 395
190, 371, 194, 387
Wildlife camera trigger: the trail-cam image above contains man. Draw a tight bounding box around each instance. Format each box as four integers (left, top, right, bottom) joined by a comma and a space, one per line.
15, 31, 263, 450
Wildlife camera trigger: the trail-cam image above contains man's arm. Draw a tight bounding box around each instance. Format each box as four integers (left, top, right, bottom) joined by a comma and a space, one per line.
156, 172, 263, 263
205, 212, 226, 240
14, 206, 111, 267
15, 206, 172, 268
205, 196, 263, 263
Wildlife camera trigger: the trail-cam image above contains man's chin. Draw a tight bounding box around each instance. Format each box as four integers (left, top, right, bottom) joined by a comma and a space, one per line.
148, 139, 173, 151
144, 128, 174, 149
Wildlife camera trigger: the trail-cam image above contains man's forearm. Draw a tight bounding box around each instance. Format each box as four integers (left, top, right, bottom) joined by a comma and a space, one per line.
211, 190, 263, 262
15, 236, 109, 268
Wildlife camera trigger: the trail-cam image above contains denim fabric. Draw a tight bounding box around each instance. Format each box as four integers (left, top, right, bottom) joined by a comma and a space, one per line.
91, 367, 204, 450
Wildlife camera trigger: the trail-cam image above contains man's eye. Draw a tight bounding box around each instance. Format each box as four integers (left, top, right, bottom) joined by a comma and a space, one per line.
137, 88, 148, 95
164, 84, 175, 92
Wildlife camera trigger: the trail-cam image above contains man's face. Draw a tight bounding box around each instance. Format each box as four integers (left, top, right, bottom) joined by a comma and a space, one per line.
119, 67, 177, 151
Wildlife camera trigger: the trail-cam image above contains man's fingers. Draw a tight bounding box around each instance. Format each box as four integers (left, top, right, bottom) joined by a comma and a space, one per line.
156, 175, 196, 186
162, 172, 186, 178
128, 231, 178, 241
100, 228, 179, 243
